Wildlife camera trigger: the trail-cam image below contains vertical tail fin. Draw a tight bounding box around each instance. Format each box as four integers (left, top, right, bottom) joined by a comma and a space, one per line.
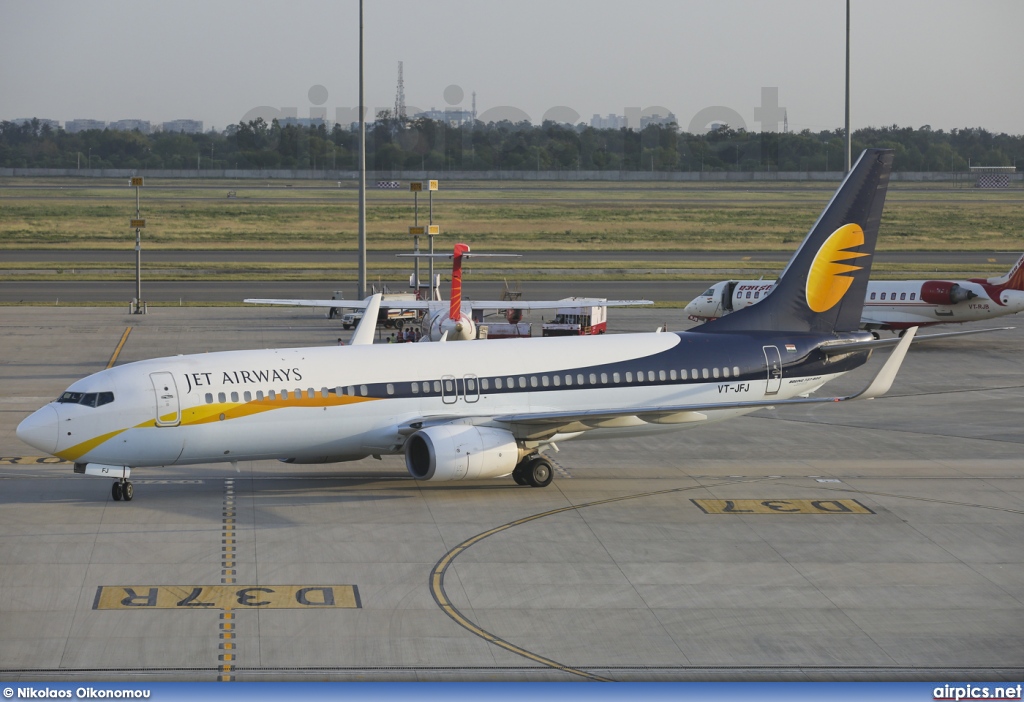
449, 243, 470, 321
702, 149, 893, 334
987, 252, 1024, 291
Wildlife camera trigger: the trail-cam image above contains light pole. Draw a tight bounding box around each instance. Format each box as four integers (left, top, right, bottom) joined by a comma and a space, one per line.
88, 148, 92, 170
357, 0, 367, 300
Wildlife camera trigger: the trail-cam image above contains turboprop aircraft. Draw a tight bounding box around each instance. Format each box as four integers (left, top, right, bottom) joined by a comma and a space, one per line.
22, 149, 981, 502
684, 252, 1024, 333
245, 244, 653, 341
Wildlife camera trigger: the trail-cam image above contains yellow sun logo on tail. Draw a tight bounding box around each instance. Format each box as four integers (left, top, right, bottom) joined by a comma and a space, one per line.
805, 223, 870, 312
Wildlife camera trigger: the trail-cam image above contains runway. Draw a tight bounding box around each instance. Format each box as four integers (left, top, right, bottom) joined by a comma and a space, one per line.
0, 305, 1021, 682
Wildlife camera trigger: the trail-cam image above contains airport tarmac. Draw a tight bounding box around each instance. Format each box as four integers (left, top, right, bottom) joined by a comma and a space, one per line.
0, 305, 1022, 682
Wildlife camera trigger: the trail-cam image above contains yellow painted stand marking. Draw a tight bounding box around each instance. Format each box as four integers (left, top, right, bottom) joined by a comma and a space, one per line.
93, 584, 360, 610
107, 327, 132, 369
691, 498, 874, 514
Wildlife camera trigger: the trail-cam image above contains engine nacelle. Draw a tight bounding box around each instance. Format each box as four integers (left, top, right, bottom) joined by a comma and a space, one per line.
405, 425, 521, 481
920, 281, 977, 305
424, 311, 476, 341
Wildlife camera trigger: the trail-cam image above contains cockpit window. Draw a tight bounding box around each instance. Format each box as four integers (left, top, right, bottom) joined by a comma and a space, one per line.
57, 391, 114, 407
701, 288, 715, 296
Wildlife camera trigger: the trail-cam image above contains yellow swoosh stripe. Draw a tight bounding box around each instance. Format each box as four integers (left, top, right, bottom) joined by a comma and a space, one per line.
54, 395, 380, 462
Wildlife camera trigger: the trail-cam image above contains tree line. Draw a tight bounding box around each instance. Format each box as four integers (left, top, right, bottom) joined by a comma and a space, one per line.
1, 116, 1020, 173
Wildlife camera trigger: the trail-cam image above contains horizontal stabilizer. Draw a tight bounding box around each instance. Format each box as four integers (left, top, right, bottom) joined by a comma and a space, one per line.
820, 326, 1012, 356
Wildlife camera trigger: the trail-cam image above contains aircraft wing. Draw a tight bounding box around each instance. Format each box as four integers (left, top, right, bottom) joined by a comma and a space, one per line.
245, 298, 434, 310
466, 298, 652, 311
244, 297, 653, 310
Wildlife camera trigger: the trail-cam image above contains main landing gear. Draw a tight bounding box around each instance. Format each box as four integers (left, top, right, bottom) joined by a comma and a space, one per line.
111, 478, 134, 502
512, 455, 554, 488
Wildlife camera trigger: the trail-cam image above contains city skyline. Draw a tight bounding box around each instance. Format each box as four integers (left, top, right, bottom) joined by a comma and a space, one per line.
2, 0, 1023, 135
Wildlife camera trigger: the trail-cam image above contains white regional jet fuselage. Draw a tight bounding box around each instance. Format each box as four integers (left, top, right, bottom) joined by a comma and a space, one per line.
18, 330, 863, 475
684, 253, 1024, 331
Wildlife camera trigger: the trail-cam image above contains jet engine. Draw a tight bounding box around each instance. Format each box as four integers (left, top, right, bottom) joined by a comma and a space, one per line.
423, 309, 476, 341
920, 281, 977, 305
405, 424, 522, 481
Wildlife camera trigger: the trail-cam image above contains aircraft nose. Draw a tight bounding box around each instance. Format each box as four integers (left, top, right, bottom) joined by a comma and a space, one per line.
16, 405, 59, 454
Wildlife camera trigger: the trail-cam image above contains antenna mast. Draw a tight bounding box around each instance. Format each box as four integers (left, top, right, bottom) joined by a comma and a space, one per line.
395, 61, 406, 125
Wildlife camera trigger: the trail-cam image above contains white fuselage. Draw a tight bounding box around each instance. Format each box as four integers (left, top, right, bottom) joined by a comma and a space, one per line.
18, 330, 855, 472
686, 278, 1024, 330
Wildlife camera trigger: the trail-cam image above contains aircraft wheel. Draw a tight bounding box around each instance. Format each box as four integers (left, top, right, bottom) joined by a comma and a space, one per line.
122, 481, 134, 501
871, 331, 880, 340
111, 482, 122, 501
526, 457, 554, 488
512, 463, 528, 485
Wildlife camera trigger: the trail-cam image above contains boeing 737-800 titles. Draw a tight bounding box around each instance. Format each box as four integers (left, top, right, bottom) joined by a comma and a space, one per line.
21, 150, 945, 501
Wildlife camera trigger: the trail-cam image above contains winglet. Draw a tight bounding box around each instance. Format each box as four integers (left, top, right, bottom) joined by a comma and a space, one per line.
855, 326, 917, 399
348, 294, 382, 346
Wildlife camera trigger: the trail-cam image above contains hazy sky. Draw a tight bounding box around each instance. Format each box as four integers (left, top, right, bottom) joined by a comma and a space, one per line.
2, 0, 1022, 134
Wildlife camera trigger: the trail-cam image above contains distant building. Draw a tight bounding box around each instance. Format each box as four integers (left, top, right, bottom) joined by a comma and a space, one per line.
162, 119, 203, 134
416, 108, 474, 126
12, 117, 60, 130
590, 113, 626, 130
64, 119, 107, 133
640, 111, 678, 129
109, 119, 152, 134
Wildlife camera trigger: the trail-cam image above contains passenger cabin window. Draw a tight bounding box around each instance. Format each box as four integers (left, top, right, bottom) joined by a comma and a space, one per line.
625, 372, 633, 382
680, 369, 688, 380
205, 393, 213, 404
386, 384, 394, 395
244, 391, 252, 402
589, 373, 597, 384
612, 372, 620, 383
481, 378, 489, 391
230, 391, 239, 402
411, 383, 419, 394
880, 292, 886, 300
723, 367, 730, 378
870, 292, 876, 300
281, 390, 288, 400
712, 368, 720, 379
433, 381, 441, 393
552, 376, 560, 387
900, 292, 907, 300
702, 369, 709, 379
733, 366, 741, 376
670, 370, 677, 380
360, 385, 368, 396
269, 390, 277, 400
659, 370, 666, 381
600, 373, 608, 384
910, 293, 916, 300
256, 391, 264, 401
495, 378, 503, 389
541, 376, 549, 387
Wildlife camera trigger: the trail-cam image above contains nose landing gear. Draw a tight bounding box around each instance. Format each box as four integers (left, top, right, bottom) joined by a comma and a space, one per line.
111, 479, 134, 502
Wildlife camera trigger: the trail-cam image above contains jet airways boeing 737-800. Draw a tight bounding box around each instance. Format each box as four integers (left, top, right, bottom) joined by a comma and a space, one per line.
21, 149, 940, 501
